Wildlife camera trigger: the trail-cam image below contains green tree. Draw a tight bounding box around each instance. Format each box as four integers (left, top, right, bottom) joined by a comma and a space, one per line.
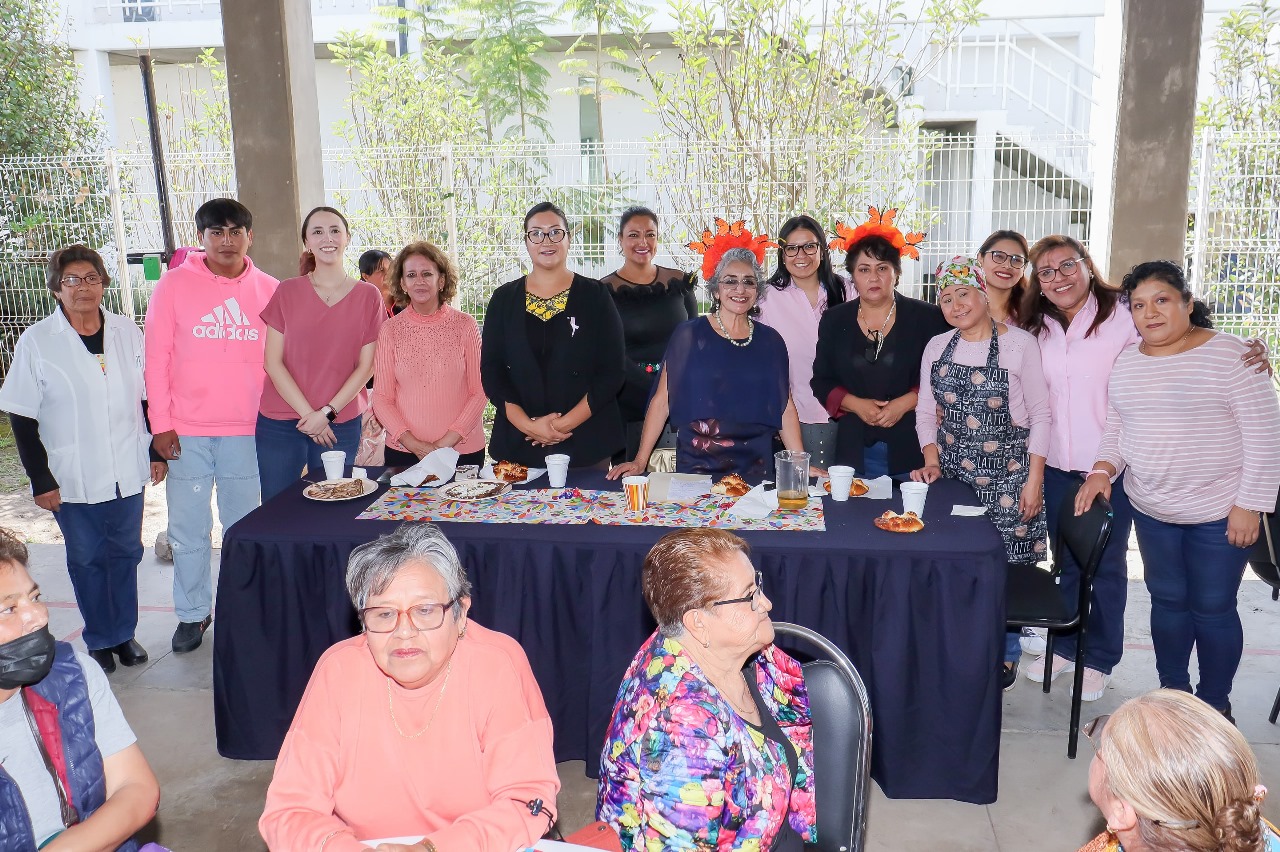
557, 0, 645, 148
453, 0, 558, 140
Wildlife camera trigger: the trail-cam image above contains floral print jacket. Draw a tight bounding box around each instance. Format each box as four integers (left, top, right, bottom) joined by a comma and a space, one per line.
596, 631, 817, 851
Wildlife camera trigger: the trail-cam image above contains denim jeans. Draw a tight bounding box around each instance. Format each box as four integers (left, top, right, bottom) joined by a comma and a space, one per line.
166, 436, 260, 622
863, 441, 890, 479
1043, 467, 1134, 674
256, 414, 362, 501
1132, 508, 1250, 710
53, 492, 144, 650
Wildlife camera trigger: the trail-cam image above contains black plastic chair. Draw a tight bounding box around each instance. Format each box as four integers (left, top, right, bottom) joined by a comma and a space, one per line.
1247, 499, 1280, 724
772, 622, 871, 852
1005, 479, 1113, 758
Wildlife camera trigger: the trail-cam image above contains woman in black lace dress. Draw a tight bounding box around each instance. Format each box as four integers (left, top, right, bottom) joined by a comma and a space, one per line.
600, 207, 699, 459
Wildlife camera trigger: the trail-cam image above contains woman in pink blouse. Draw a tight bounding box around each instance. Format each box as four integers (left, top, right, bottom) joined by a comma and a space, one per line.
373, 241, 487, 469
759, 215, 853, 467
260, 524, 559, 852
913, 257, 1051, 687
1074, 261, 1280, 721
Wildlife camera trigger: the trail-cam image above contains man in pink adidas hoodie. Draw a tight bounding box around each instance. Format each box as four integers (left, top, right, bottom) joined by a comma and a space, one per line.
145, 198, 279, 653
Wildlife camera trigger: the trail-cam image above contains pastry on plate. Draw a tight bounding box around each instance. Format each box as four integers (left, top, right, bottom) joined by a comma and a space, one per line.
873, 510, 925, 533
710, 474, 751, 498
824, 478, 869, 497
423, 474, 439, 484
493, 460, 529, 483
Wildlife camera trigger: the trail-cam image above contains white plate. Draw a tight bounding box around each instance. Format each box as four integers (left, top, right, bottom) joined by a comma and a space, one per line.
435, 480, 512, 501
303, 478, 379, 502
479, 463, 546, 485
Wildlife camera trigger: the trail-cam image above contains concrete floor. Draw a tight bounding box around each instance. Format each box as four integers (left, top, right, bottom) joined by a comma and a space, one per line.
22, 543, 1280, 852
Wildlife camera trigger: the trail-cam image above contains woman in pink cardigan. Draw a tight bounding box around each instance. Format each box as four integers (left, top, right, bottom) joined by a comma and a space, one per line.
373, 242, 488, 469
259, 525, 559, 852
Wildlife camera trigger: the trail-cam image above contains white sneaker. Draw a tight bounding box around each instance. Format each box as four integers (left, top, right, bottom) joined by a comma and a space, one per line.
1024, 653, 1074, 683
1078, 668, 1112, 701
1019, 627, 1047, 656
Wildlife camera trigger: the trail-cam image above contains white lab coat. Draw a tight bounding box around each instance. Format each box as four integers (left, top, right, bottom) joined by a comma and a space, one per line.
0, 308, 151, 504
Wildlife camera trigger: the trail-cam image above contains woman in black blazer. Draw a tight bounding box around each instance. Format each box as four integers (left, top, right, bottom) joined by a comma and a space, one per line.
481, 202, 626, 468
811, 234, 950, 477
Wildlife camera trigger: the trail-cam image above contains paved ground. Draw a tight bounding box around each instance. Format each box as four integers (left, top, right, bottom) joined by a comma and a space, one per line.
19, 542, 1280, 852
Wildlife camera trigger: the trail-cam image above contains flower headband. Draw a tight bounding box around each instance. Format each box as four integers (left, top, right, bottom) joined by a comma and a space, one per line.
935, 256, 987, 294
687, 217, 776, 282
828, 206, 925, 260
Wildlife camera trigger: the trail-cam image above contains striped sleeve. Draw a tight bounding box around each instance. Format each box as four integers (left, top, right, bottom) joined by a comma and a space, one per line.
1225, 358, 1280, 512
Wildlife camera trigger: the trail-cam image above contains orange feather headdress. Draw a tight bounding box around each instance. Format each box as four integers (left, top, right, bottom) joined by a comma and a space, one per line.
828, 206, 926, 260
687, 217, 777, 282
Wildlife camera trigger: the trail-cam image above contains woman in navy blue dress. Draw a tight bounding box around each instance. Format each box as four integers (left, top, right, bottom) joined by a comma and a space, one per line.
608, 244, 804, 483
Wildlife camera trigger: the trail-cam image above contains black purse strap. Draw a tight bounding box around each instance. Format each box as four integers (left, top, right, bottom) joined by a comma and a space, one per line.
20, 689, 80, 829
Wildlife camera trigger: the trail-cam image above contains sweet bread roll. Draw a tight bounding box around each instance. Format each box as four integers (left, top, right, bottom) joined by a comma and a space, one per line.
493, 461, 529, 483
873, 510, 925, 533
823, 478, 869, 497
711, 474, 751, 497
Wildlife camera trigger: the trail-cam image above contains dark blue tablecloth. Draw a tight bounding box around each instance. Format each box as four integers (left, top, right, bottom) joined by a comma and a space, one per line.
212, 471, 1007, 803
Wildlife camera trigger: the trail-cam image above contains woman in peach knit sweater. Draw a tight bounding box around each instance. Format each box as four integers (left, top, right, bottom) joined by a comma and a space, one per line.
373, 242, 488, 468
259, 524, 560, 852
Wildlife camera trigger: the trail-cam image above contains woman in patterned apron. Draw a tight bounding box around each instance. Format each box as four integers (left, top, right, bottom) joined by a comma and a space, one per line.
913, 257, 1051, 688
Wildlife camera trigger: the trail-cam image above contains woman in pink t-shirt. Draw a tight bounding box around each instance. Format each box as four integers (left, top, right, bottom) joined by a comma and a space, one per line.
256, 206, 386, 500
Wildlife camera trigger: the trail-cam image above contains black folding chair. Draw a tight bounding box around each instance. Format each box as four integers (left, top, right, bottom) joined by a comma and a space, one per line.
1246, 495, 1280, 724
1005, 479, 1113, 758
772, 622, 871, 852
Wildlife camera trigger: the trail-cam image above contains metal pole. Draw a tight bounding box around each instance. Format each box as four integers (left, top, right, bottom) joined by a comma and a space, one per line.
1190, 128, 1215, 296
139, 54, 176, 262
105, 149, 136, 320
805, 137, 817, 212
397, 0, 409, 56
443, 143, 459, 266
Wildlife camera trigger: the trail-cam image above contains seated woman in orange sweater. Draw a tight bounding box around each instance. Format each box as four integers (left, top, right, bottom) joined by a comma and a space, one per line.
373, 241, 488, 469
259, 524, 559, 852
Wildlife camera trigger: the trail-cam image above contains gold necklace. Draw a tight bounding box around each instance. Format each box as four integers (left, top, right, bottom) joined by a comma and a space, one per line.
386, 660, 452, 739
1140, 327, 1193, 356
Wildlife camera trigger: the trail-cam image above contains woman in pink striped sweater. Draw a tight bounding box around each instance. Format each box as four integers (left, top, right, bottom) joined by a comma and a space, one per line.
1075, 261, 1280, 721
373, 242, 488, 469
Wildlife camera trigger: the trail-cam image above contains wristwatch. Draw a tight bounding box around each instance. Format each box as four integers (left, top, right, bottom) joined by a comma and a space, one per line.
321, 405, 337, 423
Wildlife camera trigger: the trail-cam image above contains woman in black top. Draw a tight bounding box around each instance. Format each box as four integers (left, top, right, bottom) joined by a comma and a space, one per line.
600, 206, 699, 458
481, 201, 626, 468
812, 233, 950, 477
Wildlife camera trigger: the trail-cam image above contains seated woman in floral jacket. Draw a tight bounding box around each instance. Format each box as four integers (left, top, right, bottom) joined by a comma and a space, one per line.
597, 529, 817, 851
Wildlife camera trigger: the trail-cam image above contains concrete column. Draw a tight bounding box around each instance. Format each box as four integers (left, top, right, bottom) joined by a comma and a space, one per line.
218, 0, 324, 280
76, 49, 118, 146
1101, 0, 1203, 281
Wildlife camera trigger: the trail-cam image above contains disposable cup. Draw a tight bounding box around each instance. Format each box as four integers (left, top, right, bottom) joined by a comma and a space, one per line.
900, 481, 929, 517
545, 454, 570, 488
622, 476, 650, 513
321, 451, 346, 481
827, 465, 856, 502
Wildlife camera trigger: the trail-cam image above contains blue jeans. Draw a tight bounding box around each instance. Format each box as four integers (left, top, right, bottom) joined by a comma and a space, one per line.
255, 413, 362, 501
863, 441, 890, 479
1132, 509, 1250, 710
166, 436, 260, 622
53, 493, 144, 650
1043, 467, 1133, 674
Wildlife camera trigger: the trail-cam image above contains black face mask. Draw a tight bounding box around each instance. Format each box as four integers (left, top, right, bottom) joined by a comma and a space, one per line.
0, 626, 55, 690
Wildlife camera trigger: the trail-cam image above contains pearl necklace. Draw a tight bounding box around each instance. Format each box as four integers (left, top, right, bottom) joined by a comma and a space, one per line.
386, 660, 452, 739
714, 310, 754, 347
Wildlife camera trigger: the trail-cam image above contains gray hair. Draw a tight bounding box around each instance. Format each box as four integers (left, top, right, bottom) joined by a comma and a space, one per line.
706, 247, 767, 306
345, 524, 471, 618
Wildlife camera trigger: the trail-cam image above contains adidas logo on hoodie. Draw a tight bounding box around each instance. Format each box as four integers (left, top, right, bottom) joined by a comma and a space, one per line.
193, 297, 260, 340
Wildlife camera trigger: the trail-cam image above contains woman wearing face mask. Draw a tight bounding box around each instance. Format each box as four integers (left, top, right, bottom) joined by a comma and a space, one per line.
0, 527, 160, 851
758, 215, 853, 467
977, 230, 1030, 325
1074, 261, 1280, 721
481, 201, 626, 469
913, 257, 1051, 689
256, 206, 387, 500
600, 207, 699, 460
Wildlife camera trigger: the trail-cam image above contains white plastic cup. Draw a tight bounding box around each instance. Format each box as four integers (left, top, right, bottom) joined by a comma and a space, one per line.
622, 475, 650, 513
900, 481, 929, 517
827, 465, 856, 502
321, 450, 346, 481
545, 454, 570, 488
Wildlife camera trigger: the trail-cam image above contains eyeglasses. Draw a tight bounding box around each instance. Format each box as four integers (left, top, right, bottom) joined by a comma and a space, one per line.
719, 277, 758, 292
526, 228, 568, 244
361, 599, 456, 633
711, 571, 765, 611
984, 249, 1026, 269
60, 273, 103, 288
782, 241, 821, 258
1083, 714, 1200, 830
865, 330, 885, 363
1035, 257, 1084, 283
